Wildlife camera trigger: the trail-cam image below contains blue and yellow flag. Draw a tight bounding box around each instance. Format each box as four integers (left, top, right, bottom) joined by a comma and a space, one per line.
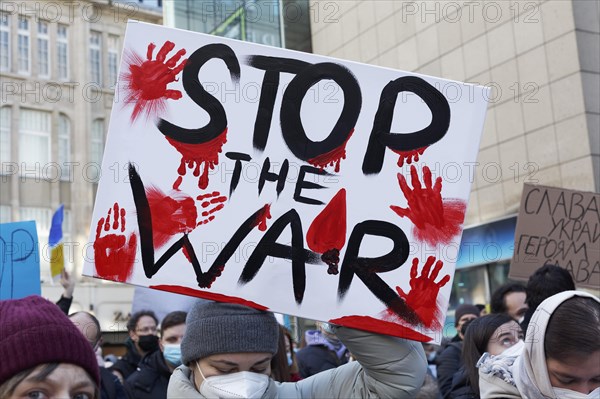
49, 205, 64, 280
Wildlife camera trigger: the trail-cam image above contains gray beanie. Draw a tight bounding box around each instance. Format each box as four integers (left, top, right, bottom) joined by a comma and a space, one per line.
181, 301, 279, 365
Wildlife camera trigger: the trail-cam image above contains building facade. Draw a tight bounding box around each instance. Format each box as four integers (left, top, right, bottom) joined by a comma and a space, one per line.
0, 0, 162, 332
309, 0, 599, 315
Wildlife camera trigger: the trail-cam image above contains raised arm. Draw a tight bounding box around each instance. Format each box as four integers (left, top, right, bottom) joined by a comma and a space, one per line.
281, 326, 427, 398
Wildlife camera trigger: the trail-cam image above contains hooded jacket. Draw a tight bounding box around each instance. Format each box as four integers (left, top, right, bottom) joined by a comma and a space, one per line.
478, 290, 600, 399
167, 325, 426, 398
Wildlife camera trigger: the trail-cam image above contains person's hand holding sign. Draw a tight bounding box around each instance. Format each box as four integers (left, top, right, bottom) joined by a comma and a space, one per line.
124, 41, 187, 122
391, 165, 466, 245
396, 256, 450, 329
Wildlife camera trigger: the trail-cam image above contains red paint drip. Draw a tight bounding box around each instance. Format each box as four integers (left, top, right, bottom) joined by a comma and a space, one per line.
166, 128, 228, 190
307, 129, 354, 172
150, 284, 269, 311
146, 186, 197, 249
253, 204, 272, 231
93, 203, 137, 283
328, 315, 432, 342
121, 41, 187, 122
197, 191, 220, 200
392, 146, 428, 167
307, 188, 347, 253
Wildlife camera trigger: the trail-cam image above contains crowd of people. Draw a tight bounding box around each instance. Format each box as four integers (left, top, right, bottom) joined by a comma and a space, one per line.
0, 264, 598, 399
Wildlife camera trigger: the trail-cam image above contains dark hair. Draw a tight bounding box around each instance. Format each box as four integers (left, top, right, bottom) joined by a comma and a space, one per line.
526, 265, 575, 309
545, 296, 600, 360
490, 283, 526, 314
127, 310, 158, 332
69, 311, 102, 347
270, 325, 291, 382
160, 311, 187, 337
462, 314, 515, 397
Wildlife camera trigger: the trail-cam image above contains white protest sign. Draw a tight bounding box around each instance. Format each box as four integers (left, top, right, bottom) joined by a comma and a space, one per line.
83, 21, 489, 343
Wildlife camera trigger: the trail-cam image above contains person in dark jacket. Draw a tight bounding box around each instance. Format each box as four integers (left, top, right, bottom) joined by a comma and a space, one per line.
436, 304, 479, 399
111, 310, 159, 382
296, 321, 350, 378
125, 311, 187, 399
69, 311, 128, 399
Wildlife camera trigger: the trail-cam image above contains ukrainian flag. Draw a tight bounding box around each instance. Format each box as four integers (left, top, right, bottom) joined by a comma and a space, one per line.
49, 205, 64, 280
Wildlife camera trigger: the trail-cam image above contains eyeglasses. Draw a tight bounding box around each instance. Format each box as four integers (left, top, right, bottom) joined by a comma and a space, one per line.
136, 326, 157, 334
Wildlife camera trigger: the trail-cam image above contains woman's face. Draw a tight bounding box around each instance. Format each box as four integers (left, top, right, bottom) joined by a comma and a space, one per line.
8, 363, 96, 399
547, 351, 600, 394
486, 320, 523, 356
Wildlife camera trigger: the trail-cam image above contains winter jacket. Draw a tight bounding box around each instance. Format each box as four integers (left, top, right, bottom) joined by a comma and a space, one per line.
478, 291, 600, 399
111, 338, 143, 381
167, 325, 426, 398
99, 367, 128, 399
436, 340, 463, 398
449, 367, 476, 399
125, 350, 172, 399
296, 330, 349, 378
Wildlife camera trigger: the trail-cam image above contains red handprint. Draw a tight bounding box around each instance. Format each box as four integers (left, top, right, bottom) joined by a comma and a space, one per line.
122, 41, 187, 122
146, 187, 197, 249
396, 256, 450, 329
94, 203, 137, 283
392, 146, 427, 167
197, 191, 227, 226
390, 165, 466, 246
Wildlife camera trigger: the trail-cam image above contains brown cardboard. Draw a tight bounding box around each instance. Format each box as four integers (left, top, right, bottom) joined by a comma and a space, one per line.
509, 183, 599, 289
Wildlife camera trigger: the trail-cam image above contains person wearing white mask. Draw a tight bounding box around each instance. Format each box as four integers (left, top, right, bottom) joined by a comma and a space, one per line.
125, 311, 187, 399
478, 290, 600, 399
168, 301, 427, 398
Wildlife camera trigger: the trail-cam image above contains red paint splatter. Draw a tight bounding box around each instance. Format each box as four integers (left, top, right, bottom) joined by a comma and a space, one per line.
146, 186, 197, 249
390, 256, 450, 329
93, 203, 137, 283
253, 204, 272, 231
306, 189, 347, 274
307, 129, 354, 172
390, 165, 466, 246
122, 41, 187, 122
196, 191, 227, 226
166, 128, 227, 190
392, 146, 427, 167
328, 315, 432, 342
150, 284, 269, 311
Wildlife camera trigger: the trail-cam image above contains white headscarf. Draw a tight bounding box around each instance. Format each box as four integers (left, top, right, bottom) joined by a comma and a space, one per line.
513, 290, 599, 399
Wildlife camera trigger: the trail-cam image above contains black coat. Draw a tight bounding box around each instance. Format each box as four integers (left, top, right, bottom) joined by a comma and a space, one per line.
111, 340, 142, 381
99, 367, 128, 399
296, 345, 349, 378
124, 350, 172, 399
449, 367, 477, 399
436, 341, 463, 399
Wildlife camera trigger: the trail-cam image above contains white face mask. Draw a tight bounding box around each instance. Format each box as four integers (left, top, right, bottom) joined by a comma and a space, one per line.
197, 363, 269, 399
552, 387, 600, 399
500, 339, 524, 357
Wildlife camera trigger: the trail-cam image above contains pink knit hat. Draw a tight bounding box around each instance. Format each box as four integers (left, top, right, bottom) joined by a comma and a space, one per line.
0, 295, 100, 385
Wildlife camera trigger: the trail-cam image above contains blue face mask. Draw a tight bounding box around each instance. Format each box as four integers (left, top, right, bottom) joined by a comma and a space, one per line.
286, 353, 293, 366
163, 344, 182, 367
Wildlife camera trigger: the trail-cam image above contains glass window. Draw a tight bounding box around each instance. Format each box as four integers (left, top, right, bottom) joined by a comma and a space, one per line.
0, 205, 11, 223
108, 35, 119, 87
37, 21, 50, 77
57, 24, 69, 80
89, 31, 102, 84
0, 12, 10, 71
18, 16, 30, 74
90, 119, 104, 180
1, 106, 11, 164
20, 207, 52, 234
19, 108, 51, 176
58, 114, 71, 181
